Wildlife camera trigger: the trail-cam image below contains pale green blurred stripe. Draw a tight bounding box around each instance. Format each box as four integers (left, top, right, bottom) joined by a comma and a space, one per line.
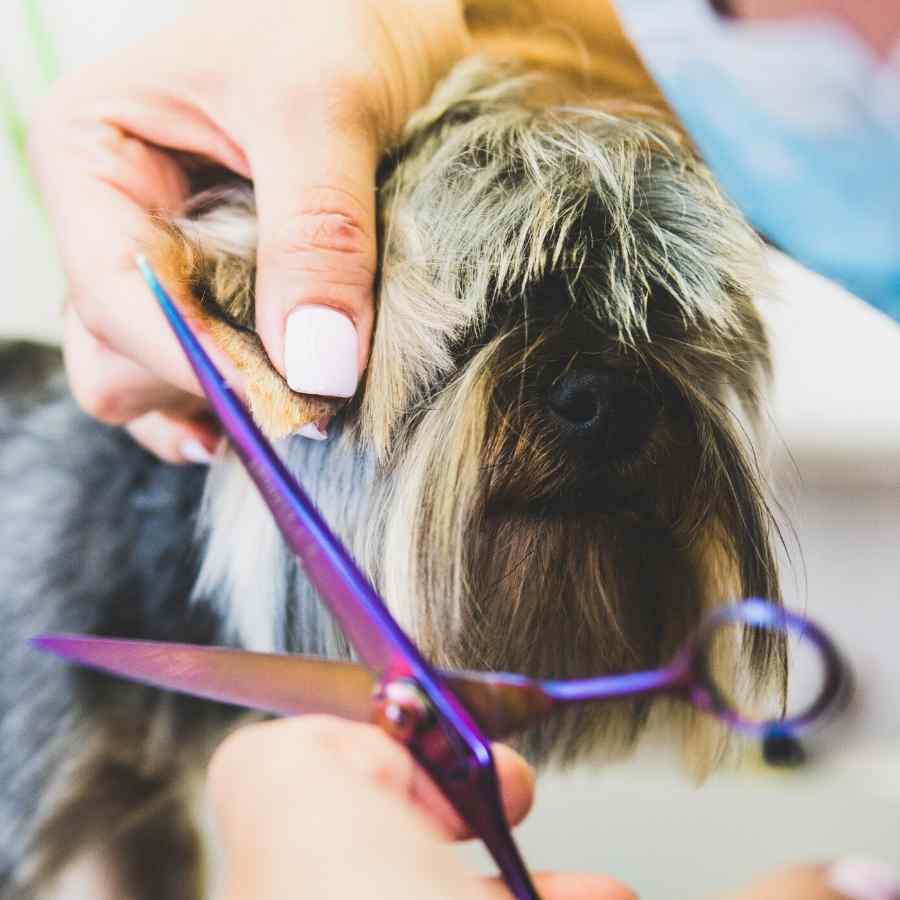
0, 80, 41, 208
2, 0, 59, 216
23, 0, 61, 85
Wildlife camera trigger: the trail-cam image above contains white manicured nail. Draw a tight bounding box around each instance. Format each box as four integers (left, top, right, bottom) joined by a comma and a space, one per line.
828, 857, 900, 900
180, 439, 213, 465
284, 306, 358, 397
296, 422, 327, 441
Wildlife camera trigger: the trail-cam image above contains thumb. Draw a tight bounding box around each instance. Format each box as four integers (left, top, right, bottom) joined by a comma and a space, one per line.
250, 110, 378, 401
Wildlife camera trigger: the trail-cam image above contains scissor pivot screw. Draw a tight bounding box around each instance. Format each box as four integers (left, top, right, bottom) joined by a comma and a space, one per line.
372, 679, 432, 743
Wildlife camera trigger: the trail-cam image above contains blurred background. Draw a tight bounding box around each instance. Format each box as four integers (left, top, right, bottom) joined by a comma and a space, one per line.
2, 2, 898, 897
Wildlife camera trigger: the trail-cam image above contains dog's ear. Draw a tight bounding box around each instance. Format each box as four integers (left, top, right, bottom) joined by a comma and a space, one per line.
145, 185, 341, 438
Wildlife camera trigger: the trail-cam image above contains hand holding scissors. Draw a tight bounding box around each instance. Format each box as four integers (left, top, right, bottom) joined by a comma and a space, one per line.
208, 716, 639, 899
33, 260, 849, 900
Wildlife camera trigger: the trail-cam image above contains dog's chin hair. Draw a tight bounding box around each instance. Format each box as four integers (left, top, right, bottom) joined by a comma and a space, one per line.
172, 57, 785, 776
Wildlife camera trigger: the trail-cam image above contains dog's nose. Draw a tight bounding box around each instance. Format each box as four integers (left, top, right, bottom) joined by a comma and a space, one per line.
547, 369, 660, 459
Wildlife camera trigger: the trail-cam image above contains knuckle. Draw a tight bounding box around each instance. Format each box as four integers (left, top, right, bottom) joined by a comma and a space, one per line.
65, 280, 115, 347
69, 299, 107, 346
267, 204, 371, 259
69, 377, 130, 425
288, 715, 363, 760
282, 718, 407, 789
64, 348, 130, 425
259, 204, 376, 293
339, 726, 410, 791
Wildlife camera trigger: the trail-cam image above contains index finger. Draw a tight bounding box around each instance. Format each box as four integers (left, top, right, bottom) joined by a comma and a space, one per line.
29, 78, 246, 400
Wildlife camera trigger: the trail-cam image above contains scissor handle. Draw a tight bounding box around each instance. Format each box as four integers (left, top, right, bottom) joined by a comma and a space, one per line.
681, 599, 847, 737
538, 600, 847, 745
372, 678, 540, 900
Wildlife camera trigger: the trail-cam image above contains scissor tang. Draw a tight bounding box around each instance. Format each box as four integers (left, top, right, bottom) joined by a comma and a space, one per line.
136, 258, 542, 900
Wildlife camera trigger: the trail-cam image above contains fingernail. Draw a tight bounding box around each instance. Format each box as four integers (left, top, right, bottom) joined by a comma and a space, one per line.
284, 306, 358, 398
180, 438, 213, 465
828, 857, 900, 900
296, 422, 327, 441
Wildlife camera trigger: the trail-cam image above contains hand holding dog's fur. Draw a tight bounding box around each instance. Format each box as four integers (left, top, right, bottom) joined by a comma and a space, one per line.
28, 0, 468, 459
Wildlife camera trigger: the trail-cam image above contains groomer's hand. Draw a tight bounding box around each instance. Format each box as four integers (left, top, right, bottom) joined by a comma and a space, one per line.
28, 0, 467, 463
208, 717, 637, 900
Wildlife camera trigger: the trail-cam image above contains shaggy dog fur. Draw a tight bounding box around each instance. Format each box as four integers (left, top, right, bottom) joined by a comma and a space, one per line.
0, 40, 784, 900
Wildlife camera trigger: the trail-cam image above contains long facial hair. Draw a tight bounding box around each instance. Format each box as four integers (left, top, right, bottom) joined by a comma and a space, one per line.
151, 58, 785, 773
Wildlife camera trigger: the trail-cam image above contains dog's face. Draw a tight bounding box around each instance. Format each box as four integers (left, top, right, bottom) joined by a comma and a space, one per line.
155, 59, 784, 770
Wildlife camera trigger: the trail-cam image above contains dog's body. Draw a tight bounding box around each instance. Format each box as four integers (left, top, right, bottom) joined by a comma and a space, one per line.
1, 24, 784, 900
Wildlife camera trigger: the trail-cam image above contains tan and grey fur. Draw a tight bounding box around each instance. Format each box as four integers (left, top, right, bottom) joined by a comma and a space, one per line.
154, 56, 784, 764
1, 52, 784, 900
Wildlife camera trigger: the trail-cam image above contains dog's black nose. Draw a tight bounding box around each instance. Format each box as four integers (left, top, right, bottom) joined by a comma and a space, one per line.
547, 369, 660, 459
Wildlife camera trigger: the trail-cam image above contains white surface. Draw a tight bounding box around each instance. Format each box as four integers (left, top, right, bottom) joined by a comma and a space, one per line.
761, 254, 900, 480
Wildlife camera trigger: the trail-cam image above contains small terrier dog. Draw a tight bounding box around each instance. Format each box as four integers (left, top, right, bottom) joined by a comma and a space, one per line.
0, 46, 784, 900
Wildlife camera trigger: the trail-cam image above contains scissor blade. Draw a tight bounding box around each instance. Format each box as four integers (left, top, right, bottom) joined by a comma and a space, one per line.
137, 257, 422, 680
31, 635, 376, 721
32, 634, 558, 739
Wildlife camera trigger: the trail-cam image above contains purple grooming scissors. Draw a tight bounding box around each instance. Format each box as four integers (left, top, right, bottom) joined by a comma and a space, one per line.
32, 259, 848, 900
